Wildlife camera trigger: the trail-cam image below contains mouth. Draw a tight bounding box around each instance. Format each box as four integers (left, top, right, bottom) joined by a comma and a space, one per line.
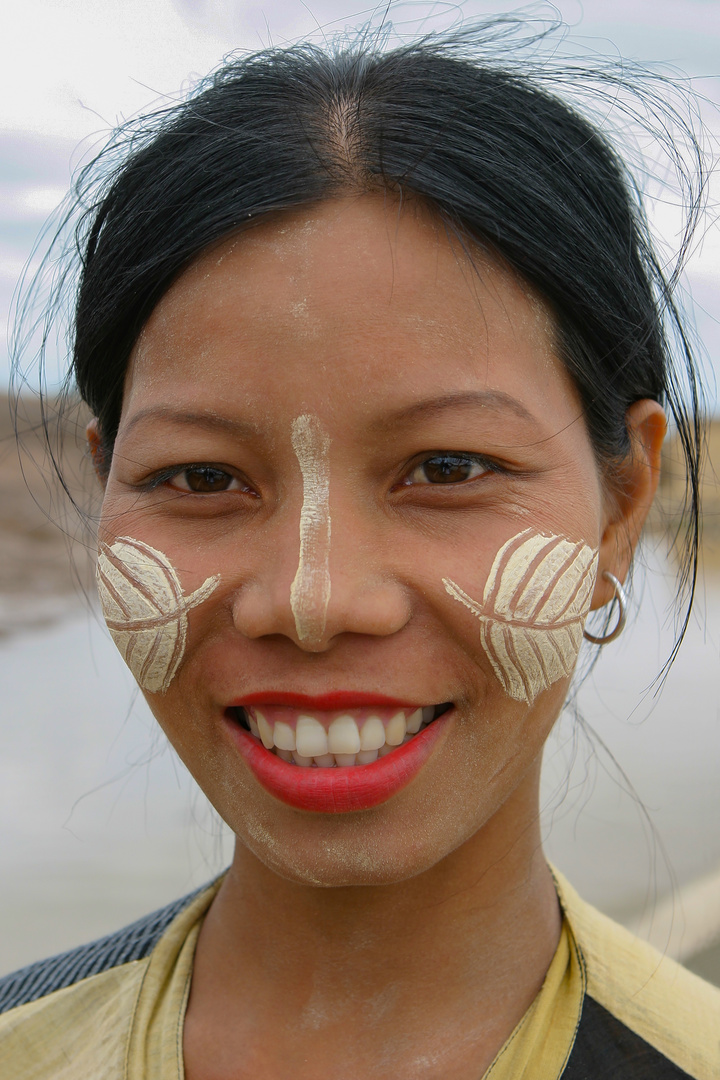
227, 701, 451, 766
224, 696, 454, 813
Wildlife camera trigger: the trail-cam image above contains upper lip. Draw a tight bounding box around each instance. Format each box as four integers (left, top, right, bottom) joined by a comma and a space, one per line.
228, 691, 425, 710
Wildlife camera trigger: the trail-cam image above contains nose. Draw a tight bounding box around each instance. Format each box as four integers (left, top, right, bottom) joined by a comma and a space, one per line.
230, 508, 412, 652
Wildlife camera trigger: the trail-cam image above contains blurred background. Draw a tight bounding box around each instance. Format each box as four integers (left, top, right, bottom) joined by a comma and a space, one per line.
1, 0, 719, 986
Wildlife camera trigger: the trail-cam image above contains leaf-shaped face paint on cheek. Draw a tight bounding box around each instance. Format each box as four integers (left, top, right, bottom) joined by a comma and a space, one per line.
96, 537, 220, 693
443, 530, 598, 705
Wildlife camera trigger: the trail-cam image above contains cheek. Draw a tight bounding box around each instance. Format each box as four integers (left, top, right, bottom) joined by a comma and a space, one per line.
96, 536, 219, 693
442, 529, 598, 706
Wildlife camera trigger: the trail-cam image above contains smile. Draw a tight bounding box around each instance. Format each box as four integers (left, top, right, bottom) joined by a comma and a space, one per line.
225, 695, 453, 813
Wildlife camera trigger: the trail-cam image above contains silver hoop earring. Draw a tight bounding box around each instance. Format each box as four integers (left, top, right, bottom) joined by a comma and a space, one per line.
583, 571, 627, 645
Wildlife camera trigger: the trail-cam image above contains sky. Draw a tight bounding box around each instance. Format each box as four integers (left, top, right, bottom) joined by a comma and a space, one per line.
1, 0, 719, 400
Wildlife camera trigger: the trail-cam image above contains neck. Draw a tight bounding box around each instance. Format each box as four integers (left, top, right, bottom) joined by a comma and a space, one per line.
184, 766, 561, 1079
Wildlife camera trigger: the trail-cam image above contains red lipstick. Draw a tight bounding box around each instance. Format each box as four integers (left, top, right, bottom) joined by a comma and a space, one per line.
235, 691, 419, 710
227, 710, 451, 814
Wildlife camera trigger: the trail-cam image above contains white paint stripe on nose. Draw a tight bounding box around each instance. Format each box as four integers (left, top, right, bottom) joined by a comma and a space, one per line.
289, 414, 332, 644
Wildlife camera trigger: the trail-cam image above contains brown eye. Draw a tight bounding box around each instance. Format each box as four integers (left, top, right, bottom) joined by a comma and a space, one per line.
407, 455, 490, 485
174, 467, 236, 492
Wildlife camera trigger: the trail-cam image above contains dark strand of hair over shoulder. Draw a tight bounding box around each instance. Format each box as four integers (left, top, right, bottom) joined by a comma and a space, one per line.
13, 17, 707, 667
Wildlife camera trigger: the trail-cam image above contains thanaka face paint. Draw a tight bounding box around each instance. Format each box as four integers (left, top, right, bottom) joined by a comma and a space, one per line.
443, 529, 598, 705
289, 414, 332, 644
96, 536, 219, 693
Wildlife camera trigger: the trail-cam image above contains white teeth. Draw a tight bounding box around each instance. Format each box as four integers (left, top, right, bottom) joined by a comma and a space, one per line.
256, 710, 274, 750
273, 720, 296, 751
328, 714, 361, 755
385, 711, 407, 746
360, 715, 385, 751
296, 714, 328, 758
406, 708, 423, 734
248, 704, 439, 766
314, 753, 335, 767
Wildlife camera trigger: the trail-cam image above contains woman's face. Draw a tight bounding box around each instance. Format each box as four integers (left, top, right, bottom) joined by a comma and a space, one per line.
97, 196, 607, 886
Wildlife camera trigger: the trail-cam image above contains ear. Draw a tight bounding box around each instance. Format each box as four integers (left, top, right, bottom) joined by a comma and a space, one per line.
86, 418, 108, 487
592, 399, 667, 609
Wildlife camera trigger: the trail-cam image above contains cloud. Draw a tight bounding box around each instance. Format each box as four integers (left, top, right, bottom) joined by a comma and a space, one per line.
1, 0, 718, 396
0, 186, 68, 219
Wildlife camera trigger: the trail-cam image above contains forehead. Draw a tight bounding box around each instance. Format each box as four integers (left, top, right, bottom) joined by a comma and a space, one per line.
124, 196, 578, 426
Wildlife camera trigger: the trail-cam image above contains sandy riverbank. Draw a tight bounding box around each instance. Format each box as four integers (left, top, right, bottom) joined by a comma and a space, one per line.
0, 393, 96, 635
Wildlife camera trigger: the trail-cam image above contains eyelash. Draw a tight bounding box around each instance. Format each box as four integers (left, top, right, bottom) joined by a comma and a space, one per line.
139, 452, 503, 497
140, 465, 253, 495
402, 453, 502, 487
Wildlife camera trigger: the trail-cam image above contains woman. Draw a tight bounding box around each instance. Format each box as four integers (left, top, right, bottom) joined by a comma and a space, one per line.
0, 25, 717, 1079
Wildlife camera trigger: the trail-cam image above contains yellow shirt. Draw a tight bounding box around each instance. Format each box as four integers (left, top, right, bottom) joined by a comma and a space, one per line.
0, 870, 718, 1078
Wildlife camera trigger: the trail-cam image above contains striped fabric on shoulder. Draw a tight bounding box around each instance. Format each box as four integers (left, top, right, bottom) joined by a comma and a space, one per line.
0, 885, 207, 1015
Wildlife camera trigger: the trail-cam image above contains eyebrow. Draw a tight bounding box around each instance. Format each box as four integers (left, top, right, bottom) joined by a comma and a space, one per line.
120, 407, 261, 441
120, 390, 536, 442
376, 390, 537, 430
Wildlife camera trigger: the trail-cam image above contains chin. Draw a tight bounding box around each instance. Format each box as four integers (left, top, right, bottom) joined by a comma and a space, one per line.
236, 801, 462, 889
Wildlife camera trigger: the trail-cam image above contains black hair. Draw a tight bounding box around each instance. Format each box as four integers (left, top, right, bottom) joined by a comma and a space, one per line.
12, 18, 707, 652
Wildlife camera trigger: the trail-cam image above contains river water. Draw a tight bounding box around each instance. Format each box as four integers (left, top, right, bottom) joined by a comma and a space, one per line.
1, 542, 719, 976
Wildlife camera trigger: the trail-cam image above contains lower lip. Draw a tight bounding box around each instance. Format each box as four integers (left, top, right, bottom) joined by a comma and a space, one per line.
228, 712, 452, 814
